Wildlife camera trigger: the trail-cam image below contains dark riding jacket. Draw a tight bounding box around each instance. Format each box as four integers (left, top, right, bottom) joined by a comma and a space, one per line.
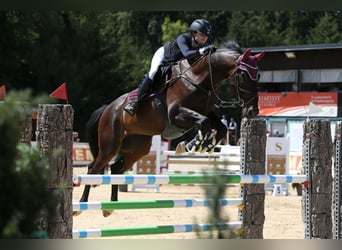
163, 33, 207, 64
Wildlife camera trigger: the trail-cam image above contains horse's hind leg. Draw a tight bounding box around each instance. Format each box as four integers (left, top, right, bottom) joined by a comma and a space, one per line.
102, 134, 153, 217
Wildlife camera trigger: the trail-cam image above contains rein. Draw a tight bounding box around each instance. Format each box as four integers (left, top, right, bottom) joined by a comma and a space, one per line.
207, 50, 240, 109
207, 50, 258, 109
169, 49, 259, 111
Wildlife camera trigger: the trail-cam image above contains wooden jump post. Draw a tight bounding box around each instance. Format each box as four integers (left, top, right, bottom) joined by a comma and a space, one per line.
36, 104, 74, 238
302, 120, 333, 239
239, 118, 266, 239
333, 121, 342, 239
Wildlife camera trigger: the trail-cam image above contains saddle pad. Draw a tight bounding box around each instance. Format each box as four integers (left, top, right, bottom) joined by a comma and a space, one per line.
127, 88, 138, 102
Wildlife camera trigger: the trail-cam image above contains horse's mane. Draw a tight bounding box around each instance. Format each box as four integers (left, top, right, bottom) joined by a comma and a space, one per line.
219, 39, 243, 54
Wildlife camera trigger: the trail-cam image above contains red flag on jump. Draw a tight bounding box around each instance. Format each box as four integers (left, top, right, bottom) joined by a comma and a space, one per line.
49, 82, 69, 104
0, 85, 6, 101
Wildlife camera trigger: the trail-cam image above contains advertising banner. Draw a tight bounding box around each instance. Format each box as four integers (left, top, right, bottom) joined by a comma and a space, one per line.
73, 142, 94, 166
258, 92, 338, 117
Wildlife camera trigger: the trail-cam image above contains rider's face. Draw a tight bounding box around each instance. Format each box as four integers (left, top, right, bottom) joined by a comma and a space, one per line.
194, 32, 208, 45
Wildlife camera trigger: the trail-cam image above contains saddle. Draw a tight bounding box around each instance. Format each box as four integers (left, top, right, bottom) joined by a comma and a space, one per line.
127, 58, 193, 100
127, 63, 175, 117
127, 61, 189, 140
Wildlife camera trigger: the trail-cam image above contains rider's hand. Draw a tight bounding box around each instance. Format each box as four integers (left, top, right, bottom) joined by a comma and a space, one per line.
199, 45, 216, 55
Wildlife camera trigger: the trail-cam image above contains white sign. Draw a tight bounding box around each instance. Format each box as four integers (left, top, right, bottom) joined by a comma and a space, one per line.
266, 137, 289, 155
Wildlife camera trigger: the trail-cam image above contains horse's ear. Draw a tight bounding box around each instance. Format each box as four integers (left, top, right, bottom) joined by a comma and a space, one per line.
241, 48, 251, 61
254, 51, 266, 61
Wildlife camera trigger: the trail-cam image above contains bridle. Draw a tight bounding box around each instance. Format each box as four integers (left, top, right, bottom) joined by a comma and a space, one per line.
207, 50, 259, 109
230, 68, 259, 108
170, 49, 259, 111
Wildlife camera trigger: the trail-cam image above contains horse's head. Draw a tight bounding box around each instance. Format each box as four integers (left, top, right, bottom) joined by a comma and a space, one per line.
228, 48, 265, 118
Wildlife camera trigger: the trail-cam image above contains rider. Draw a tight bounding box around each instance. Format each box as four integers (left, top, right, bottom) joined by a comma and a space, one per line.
124, 18, 216, 116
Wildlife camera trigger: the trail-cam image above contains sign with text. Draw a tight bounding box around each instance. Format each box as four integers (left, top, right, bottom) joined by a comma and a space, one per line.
258, 92, 338, 117
73, 142, 93, 166
266, 137, 289, 175
289, 152, 302, 174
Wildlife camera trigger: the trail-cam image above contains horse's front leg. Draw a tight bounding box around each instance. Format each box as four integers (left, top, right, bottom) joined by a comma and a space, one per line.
169, 106, 212, 152
73, 162, 103, 216
100, 156, 124, 217
200, 112, 228, 152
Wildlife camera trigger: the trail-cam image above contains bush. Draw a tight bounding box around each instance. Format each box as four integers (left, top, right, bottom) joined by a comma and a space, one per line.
0, 91, 59, 238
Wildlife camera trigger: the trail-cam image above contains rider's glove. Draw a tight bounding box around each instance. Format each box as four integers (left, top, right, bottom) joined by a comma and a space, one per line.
199, 45, 216, 55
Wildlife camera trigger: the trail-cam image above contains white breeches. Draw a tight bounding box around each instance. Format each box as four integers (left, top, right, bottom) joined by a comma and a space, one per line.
148, 46, 165, 80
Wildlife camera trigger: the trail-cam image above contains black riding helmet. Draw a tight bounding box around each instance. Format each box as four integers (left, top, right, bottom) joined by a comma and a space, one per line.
189, 19, 212, 37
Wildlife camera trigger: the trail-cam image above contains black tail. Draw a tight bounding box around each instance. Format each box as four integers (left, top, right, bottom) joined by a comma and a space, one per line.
86, 105, 107, 159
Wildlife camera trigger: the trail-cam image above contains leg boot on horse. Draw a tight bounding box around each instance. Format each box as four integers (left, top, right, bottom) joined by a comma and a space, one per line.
124, 75, 153, 116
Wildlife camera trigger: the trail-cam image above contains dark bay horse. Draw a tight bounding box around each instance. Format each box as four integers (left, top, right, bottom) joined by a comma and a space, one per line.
74, 41, 265, 217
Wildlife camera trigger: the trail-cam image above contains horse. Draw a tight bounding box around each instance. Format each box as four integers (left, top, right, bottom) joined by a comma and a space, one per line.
74, 40, 265, 217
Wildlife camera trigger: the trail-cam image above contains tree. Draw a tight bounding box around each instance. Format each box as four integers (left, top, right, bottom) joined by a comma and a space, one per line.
308, 12, 341, 44
161, 16, 188, 43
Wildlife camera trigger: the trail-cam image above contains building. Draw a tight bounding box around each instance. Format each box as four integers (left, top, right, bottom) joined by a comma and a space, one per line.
252, 43, 342, 94
251, 43, 342, 187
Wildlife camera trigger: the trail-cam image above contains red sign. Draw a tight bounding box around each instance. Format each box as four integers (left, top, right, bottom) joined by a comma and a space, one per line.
289, 154, 302, 174
258, 92, 338, 117
72, 143, 93, 166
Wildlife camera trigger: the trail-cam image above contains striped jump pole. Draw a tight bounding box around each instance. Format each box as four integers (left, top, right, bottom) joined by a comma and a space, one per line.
73, 222, 242, 238
73, 198, 243, 211
161, 169, 230, 174
73, 174, 308, 186
161, 150, 233, 157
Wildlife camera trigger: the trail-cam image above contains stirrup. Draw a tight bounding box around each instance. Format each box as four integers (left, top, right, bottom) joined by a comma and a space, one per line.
124, 102, 137, 116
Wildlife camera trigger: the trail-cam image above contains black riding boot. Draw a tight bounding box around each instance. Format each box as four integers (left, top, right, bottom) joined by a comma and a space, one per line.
124, 75, 153, 116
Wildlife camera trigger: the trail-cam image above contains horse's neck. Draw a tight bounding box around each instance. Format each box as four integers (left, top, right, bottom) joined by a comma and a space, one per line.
173, 59, 207, 84
209, 50, 239, 80
174, 51, 238, 88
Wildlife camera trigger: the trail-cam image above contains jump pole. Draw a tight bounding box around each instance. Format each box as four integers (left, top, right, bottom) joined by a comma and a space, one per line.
73, 198, 243, 211
73, 222, 242, 238
73, 174, 307, 186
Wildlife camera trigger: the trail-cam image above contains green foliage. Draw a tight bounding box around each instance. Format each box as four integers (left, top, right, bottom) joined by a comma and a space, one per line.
195, 167, 238, 239
309, 12, 341, 43
161, 16, 188, 44
0, 91, 59, 238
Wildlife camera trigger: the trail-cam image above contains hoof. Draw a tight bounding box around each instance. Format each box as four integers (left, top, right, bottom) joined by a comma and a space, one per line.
188, 146, 197, 155
175, 141, 186, 154
103, 210, 113, 217
73, 211, 82, 216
